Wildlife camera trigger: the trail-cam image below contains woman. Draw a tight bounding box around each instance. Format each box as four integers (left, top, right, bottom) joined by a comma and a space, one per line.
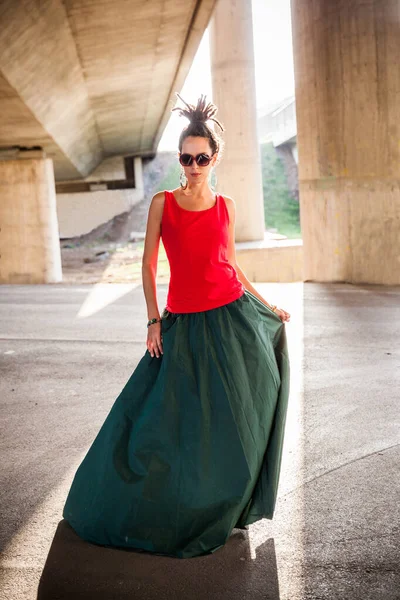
62, 93, 291, 560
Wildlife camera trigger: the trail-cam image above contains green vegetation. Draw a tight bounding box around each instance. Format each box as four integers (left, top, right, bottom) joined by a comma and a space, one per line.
155, 162, 181, 193
261, 142, 301, 238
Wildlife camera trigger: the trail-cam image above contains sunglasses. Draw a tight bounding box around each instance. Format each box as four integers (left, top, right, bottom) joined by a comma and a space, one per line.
179, 152, 214, 167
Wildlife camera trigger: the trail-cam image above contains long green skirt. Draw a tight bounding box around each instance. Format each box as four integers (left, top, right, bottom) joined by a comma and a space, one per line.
62, 290, 290, 559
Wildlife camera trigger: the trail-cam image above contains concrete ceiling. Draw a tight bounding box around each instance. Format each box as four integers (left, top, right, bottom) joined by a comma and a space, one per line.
0, 0, 217, 180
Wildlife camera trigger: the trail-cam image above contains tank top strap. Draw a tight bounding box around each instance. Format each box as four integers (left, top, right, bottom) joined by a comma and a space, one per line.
164, 189, 172, 207
162, 190, 177, 217
218, 193, 228, 220
164, 189, 179, 214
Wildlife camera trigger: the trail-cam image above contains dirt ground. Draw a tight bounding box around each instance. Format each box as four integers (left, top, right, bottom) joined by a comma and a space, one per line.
59, 195, 170, 285
60, 239, 170, 285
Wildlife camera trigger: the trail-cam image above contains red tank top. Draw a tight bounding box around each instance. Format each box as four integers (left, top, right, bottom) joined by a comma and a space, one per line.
161, 190, 245, 313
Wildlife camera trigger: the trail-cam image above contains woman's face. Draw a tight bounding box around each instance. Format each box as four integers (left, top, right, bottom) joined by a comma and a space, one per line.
179, 136, 218, 186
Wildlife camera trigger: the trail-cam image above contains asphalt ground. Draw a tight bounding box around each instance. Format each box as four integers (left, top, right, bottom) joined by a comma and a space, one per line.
0, 281, 399, 599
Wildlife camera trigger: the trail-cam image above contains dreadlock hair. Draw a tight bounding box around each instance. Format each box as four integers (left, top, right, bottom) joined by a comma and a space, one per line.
172, 93, 225, 163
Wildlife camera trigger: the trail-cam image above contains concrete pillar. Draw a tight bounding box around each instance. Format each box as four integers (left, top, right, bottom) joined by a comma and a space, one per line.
133, 156, 144, 193
0, 156, 62, 283
209, 0, 265, 242
292, 0, 400, 285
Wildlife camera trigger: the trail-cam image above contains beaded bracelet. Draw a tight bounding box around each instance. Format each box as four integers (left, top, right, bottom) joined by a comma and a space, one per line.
147, 317, 162, 328
270, 305, 277, 312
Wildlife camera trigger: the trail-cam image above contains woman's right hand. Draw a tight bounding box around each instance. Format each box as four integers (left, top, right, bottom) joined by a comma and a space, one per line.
147, 322, 163, 358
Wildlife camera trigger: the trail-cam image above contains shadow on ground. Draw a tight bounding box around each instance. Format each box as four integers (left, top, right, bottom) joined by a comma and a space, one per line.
37, 521, 280, 600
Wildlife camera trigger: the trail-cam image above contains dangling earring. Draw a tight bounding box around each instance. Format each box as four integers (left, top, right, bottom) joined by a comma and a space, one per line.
210, 167, 217, 192
180, 167, 188, 190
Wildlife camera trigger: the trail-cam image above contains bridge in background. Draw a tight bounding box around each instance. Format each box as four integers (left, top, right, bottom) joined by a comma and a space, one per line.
0, 0, 398, 286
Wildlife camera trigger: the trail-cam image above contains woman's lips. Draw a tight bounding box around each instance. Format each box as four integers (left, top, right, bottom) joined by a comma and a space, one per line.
191, 173, 201, 177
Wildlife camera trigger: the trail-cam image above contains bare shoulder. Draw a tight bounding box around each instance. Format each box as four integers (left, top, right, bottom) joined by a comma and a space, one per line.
149, 190, 166, 213
151, 190, 167, 204
144, 191, 167, 230
221, 194, 236, 208
220, 194, 236, 223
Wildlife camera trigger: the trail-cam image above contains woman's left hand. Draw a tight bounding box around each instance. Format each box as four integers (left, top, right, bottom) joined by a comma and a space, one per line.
275, 307, 290, 322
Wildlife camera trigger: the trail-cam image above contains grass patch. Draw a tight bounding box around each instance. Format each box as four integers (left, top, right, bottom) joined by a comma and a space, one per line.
261, 142, 301, 238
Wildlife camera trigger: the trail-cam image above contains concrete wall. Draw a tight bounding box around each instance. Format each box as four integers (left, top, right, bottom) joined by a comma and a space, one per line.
56, 156, 144, 237
237, 240, 303, 283
56, 189, 143, 238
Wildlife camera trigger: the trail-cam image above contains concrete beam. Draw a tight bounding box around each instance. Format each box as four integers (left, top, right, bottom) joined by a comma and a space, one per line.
0, 1, 218, 178
0, 0, 103, 177
150, 0, 218, 153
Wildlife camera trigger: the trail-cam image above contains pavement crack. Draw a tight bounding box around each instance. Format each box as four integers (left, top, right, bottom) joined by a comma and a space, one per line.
281, 441, 400, 499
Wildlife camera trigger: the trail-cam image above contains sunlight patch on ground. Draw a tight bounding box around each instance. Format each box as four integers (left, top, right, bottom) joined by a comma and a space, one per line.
0, 453, 88, 596
77, 282, 141, 318
248, 282, 305, 563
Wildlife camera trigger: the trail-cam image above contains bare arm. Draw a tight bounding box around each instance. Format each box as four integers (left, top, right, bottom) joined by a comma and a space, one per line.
141, 191, 165, 320
223, 195, 276, 310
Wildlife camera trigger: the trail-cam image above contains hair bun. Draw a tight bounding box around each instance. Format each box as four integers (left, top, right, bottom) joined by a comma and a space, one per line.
172, 92, 224, 132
